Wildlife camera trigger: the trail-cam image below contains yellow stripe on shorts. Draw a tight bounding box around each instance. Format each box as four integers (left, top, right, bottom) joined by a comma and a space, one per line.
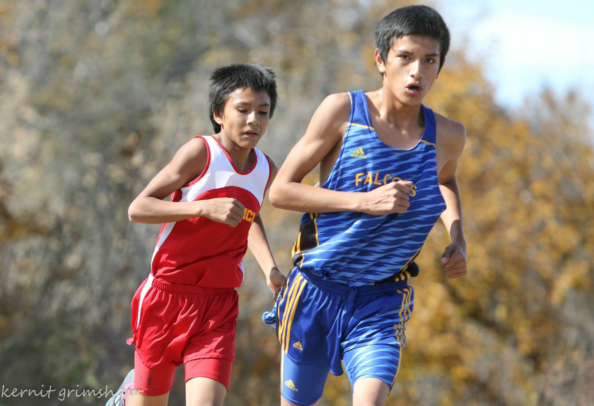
284, 277, 307, 353
280, 273, 304, 344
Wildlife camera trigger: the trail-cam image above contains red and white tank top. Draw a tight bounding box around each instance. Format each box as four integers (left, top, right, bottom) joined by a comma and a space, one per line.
149, 135, 271, 288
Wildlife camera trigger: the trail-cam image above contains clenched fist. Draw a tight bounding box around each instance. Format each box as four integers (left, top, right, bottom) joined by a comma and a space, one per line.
441, 243, 467, 279
199, 198, 246, 227
360, 180, 413, 215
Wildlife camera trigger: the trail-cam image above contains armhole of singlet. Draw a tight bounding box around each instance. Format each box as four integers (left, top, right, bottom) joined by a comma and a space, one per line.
420, 107, 437, 146
183, 135, 211, 187
262, 152, 273, 200
344, 91, 356, 138
319, 92, 356, 190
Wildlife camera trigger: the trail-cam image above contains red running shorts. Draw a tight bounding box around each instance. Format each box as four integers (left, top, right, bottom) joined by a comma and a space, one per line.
127, 275, 238, 395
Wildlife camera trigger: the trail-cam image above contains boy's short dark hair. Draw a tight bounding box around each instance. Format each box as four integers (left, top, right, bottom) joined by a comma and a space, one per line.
375, 5, 450, 69
208, 64, 278, 133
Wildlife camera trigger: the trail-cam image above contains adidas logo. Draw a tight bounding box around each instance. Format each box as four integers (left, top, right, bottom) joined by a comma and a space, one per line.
351, 147, 366, 158
284, 380, 299, 391
293, 341, 303, 351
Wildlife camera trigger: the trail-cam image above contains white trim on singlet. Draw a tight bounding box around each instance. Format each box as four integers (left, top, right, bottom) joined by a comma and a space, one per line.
191, 136, 269, 205
136, 273, 154, 329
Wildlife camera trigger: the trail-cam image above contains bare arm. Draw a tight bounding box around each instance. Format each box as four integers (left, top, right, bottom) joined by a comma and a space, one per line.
247, 159, 285, 297
249, 214, 285, 297
439, 174, 465, 248
128, 137, 245, 227
437, 119, 468, 279
269, 93, 413, 215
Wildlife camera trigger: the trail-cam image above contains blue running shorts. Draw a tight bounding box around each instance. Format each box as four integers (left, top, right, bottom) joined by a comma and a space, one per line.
272, 268, 414, 405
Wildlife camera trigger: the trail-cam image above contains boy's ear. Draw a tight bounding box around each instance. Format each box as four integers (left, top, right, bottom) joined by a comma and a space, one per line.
374, 49, 386, 75
437, 56, 446, 77
213, 109, 224, 125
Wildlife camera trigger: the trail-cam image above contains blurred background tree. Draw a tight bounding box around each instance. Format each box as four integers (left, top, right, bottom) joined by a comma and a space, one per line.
0, 0, 592, 405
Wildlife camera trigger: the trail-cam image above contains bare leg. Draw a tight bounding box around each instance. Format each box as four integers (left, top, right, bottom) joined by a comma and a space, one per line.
125, 391, 169, 406
185, 377, 227, 406
352, 378, 390, 406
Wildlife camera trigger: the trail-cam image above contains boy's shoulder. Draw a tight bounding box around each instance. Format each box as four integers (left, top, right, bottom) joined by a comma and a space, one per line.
185, 135, 210, 150
318, 92, 352, 120
168, 136, 210, 178
180, 136, 210, 161
434, 111, 466, 156
304, 92, 353, 138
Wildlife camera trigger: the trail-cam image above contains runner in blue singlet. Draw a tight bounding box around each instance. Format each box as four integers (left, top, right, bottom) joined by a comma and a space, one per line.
264, 5, 468, 406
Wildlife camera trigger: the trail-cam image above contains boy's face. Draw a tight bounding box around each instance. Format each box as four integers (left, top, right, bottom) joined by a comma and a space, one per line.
375, 35, 441, 106
214, 87, 271, 148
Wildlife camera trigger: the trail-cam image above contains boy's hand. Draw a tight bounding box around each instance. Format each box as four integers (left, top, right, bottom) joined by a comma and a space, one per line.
441, 243, 467, 279
359, 180, 413, 215
267, 267, 286, 301
199, 198, 245, 227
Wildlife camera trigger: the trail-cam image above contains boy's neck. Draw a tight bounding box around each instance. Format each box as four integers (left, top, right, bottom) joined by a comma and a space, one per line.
215, 133, 255, 172
372, 88, 425, 131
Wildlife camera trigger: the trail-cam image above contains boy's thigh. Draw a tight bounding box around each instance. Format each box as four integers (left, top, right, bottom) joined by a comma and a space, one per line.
352, 377, 390, 406
181, 305, 236, 392
281, 352, 329, 406
184, 358, 233, 391
134, 287, 238, 368
277, 270, 345, 373
183, 314, 237, 366
134, 351, 176, 397
182, 299, 237, 389
341, 287, 414, 388
343, 344, 402, 389
343, 285, 415, 353
185, 375, 227, 406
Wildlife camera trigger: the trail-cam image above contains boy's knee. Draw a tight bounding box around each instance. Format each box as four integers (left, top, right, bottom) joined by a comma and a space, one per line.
353, 402, 384, 406
352, 377, 390, 406
185, 376, 227, 406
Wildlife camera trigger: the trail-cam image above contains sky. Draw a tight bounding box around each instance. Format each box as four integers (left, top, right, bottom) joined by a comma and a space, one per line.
440, 0, 594, 116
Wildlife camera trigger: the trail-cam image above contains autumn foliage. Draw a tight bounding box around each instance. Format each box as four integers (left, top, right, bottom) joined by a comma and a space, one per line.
0, 1, 592, 405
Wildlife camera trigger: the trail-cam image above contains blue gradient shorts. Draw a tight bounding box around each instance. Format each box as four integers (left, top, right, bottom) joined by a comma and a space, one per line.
267, 268, 414, 405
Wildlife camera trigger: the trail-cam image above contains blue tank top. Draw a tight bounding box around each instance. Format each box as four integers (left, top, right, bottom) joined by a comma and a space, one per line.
292, 90, 446, 286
